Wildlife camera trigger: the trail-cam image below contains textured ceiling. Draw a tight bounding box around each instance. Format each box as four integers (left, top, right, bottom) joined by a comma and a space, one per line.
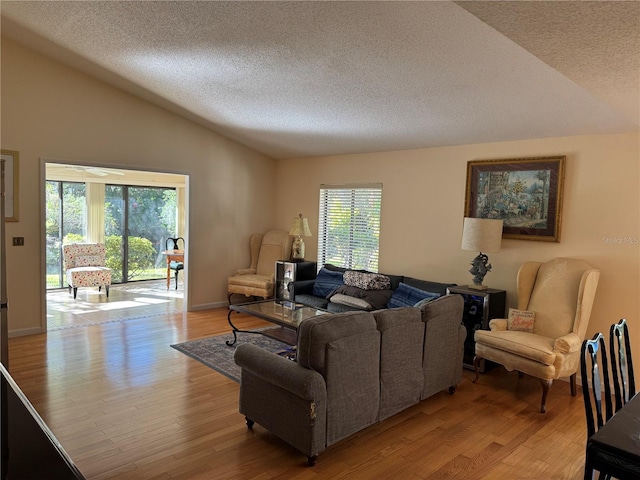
1, 1, 638, 159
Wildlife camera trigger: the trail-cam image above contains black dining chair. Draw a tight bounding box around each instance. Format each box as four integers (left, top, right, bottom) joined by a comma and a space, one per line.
581, 333, 614, 480
165, 237, 184, 290
610, 318, 636, 412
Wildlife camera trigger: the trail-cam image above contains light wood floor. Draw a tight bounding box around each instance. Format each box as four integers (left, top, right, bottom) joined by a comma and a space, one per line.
9, 305, 590, 479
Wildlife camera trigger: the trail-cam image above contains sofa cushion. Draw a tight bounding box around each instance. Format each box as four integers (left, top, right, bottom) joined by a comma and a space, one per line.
75, 255, 103, 267
403, 277, 456, 296
332, 285, 393, 310
329, 293, 373, 311
414, 295, 439, 308
373, 307, 425, 420
295, 293, 329, 309
343, 271, 391, 291
325, 333, 381, 445
298, 311, 378, 375
327, 302, 362, 313
312, 268, 344, 298
387, 282, 440, 308
323, 263, 348, 273
323, 264, 403, 290
475, 329, 556, 365
228, 274, 271, 289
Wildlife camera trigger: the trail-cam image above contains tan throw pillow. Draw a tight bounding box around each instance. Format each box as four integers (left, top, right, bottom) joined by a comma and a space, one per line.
507, 308, 535, 332
329, 294, 373, 311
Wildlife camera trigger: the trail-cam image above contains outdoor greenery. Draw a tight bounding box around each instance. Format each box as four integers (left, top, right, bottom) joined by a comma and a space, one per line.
105, 235, 156, 283
319, 187, 381, 272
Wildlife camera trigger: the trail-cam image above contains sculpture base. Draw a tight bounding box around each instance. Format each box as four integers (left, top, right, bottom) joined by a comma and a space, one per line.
467, 283, 489, 290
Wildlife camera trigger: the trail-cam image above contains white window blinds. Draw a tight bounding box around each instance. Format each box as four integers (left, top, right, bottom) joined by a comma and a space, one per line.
317, 184, 382, 272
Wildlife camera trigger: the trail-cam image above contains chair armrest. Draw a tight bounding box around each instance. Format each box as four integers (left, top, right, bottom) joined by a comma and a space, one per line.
489, 318, 507, 330
234, 268, 257, 276
291, 279, 315, 297
553, 332, 582, 354
234, 343, 326, 401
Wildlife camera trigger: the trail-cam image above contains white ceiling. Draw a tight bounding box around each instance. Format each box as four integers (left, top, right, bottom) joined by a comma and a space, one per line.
2, 1, 638, 160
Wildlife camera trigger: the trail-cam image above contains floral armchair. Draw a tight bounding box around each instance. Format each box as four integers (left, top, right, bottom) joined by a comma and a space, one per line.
63, 243, 112, 299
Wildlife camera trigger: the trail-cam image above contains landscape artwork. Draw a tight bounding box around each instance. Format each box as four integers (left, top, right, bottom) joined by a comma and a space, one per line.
465, 156, 566, 242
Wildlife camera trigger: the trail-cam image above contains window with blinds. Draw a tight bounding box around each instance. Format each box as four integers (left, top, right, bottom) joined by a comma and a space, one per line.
317, 184, 382, 272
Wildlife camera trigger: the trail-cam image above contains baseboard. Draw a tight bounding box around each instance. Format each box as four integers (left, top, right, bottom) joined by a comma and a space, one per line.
190, 301, 228, 311
9, 327, 44, 338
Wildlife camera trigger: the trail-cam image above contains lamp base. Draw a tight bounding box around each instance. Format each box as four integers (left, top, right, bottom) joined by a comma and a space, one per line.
291, 236, 305, 262
467, 283, 489, 291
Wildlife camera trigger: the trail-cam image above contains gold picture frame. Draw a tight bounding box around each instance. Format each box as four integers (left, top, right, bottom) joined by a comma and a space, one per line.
464, 156, 566, 242
1, 150, 19, 222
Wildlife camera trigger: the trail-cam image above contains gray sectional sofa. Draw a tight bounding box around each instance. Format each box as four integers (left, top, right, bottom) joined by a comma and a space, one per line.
291, 263, 457, 313
233, 294, 465, 465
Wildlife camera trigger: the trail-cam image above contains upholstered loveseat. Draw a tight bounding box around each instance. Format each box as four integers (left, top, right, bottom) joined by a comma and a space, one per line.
292, 263, 456, 313
234, 294, 465, 465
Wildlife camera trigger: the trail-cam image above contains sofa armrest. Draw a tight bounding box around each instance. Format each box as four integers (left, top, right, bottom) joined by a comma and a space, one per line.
553, 332, 582, 354
234, 343, 326, 400
234, 343, 328, 459
291, 279, 316, 297
489, 318, 507, 331
233, 268, 256, 276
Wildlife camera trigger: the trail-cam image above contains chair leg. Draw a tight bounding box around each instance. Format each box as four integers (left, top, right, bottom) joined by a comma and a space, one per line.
73, 287, 78, 299
105, 285, 109, 298
175, 270, 179, 290
472, 356, 482, 383
540, 379, 553, 413
570, 373, 577, 396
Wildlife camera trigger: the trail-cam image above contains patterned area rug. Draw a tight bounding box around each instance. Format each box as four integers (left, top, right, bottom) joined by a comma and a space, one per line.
171, 328, 294, 383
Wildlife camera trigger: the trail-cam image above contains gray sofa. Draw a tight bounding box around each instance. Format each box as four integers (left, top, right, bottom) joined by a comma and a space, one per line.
291, 263, 457, 313
233, 294, 465, 465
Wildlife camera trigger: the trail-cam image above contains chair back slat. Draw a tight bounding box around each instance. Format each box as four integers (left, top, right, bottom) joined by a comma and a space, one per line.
580, 333, 613, 439
610, 319, 636, 412
166, 237, 185, 251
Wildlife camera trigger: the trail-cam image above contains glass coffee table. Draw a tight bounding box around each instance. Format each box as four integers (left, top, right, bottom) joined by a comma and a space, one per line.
226, 299, 329, 346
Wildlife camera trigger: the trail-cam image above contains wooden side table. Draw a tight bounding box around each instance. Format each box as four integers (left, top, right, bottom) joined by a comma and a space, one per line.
275, 260, 316, 300
447, 285, 506, 372
161, 249, 184, 290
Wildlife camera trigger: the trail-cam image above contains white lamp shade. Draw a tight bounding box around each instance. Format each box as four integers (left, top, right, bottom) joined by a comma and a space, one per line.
289, 214, 312, 237
461, 217, 503, 253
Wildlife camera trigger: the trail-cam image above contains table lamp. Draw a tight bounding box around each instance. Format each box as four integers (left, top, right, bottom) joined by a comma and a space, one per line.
461, 217, 503, 290
289, 213, 312, 262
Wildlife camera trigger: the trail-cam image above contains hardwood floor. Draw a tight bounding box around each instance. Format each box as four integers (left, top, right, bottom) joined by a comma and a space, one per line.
9, 306, 590, 479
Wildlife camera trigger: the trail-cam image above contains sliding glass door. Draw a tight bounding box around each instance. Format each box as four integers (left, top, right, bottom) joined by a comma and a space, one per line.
105, 185, 177, 283
45, 181, 87, 288
46, 181, 178, 288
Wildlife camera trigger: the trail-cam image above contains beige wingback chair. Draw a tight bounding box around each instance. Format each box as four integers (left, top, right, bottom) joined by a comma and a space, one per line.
227, 230, 293, 302
473, 257, 600, 413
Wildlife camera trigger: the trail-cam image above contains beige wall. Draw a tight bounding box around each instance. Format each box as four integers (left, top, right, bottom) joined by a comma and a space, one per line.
1, 38, 277, 335
275, 133, 640, 383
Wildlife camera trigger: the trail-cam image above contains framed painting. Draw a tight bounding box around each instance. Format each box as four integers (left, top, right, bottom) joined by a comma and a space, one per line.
464, 156, 566, 242
0, 150, 19, 222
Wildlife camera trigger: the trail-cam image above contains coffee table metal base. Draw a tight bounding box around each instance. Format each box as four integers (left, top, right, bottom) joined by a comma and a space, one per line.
226, 309, 296, 346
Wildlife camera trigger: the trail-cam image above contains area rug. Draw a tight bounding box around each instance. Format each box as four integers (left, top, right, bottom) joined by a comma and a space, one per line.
171, 328, 294, 383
